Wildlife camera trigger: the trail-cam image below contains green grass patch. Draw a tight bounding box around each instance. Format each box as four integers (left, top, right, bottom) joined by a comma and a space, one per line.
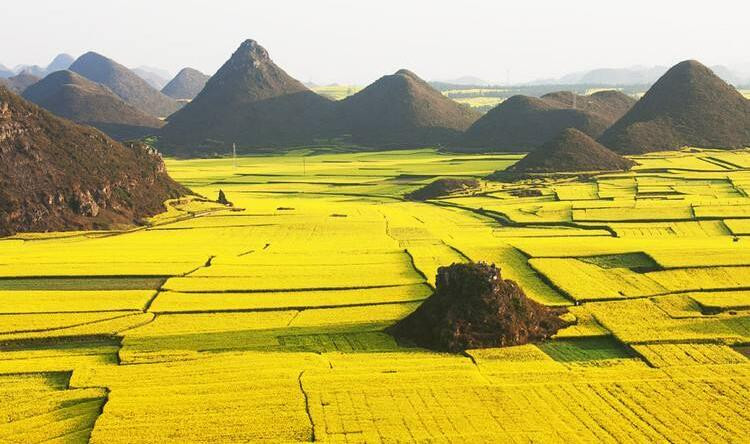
538, 336, 635, 362
0, 277, 166, 291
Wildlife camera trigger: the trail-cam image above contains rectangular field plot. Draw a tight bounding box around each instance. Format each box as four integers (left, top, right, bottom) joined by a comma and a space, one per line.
539, 336, 636, 363
689, 291, 750, 313
0, 277, 165, 291
632, 343, 748, 367
608, 220, 730, 237
528, 258, 666, 301
724, 219, 750, 235
149, 284, 431, 313
288, 302, 421, 328
165, 262, 424, 292
0, 337, 119, 373
0, 262, 197, 278
0, 313, 154, 344
0, 312, 140, 334
586, 299, 750, 344
0, 290, 155, 313
572, 205, 694, 222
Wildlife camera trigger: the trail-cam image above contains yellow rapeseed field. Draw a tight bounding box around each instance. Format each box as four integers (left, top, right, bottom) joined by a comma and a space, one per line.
1, 148, 749, 442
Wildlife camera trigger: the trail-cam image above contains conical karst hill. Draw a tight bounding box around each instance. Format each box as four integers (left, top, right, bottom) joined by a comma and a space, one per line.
161, 67, 210, 100
158, 40, 340, 155
69, 52, 181, 117
599, 60, 750, 153
455, 93, 621, 152
23, 70, 164, 140
508, 128, 636, 173
337, 69, 481, 147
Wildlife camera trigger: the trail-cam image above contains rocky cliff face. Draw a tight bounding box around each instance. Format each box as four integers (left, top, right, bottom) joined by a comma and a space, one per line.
388, 262, 569, 352
0, 86, 189, 236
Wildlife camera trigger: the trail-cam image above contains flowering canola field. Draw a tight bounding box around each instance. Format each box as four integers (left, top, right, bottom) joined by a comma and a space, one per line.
1, 148, 749, 442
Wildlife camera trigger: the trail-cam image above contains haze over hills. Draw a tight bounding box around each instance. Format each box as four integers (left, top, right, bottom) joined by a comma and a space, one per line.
159, 39, 339, 154
0, 64, 12, 78
455, 90, 635, 151
437, 76, 491, 86
599, 60, 750, 153
338, 69, 481, 147
132, 66, 172, 90
0, 72, 41, 94
161, 68, 210, 100
69, 52, 181, 118
528, 64, 749, 86
541, 91, 636, 123
508, 128, 636, 173
46, 54, 75, 73
8, 53, 75, 79
23, 70, 165, 141
0, 86, 187, 235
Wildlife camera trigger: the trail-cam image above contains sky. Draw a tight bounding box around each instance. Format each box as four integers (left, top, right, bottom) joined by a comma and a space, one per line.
3, 0, 749, 85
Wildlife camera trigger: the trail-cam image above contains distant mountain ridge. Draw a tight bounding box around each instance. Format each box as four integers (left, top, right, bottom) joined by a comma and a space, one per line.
161, 68, 210, 100
69, 52, 180, 117
132, 66, 172, 90
529, 64, 749, 86
23, 70, 164, 140
0, 72, 41, 93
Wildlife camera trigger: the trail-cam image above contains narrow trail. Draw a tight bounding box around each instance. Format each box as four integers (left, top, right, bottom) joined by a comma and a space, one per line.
298, 371, 316, 442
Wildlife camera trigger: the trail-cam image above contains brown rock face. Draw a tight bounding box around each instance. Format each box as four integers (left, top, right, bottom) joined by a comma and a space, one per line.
388, 262, 569, 352
0, 86, 189, 236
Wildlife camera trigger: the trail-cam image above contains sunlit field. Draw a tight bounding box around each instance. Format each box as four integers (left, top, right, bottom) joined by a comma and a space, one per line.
1, 148, 749, 442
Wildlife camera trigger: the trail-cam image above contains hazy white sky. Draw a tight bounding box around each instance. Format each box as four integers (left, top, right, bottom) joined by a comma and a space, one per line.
3, 1, 749, 84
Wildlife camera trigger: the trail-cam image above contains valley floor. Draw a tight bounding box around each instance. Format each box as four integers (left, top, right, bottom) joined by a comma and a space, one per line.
1, 148, 749, 442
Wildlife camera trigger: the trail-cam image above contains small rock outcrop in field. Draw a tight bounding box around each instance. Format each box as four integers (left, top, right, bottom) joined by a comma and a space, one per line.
217, 189, 232, 206
599, 60, 750, 153
388, 262, 569, 352
404, 178, 480, 201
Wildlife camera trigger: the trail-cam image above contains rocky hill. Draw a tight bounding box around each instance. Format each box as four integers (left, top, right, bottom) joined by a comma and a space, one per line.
508, 128, 636, 173
161, 67, 210, 100
0, 86, 188, 235
455, 95, 610, 151
0, 72, 40, 93
599, 60, 750, 153
338, 69, 480, 147
159, 39, 338, 154
69, 52, 181, 118
23, 70, 164, 140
